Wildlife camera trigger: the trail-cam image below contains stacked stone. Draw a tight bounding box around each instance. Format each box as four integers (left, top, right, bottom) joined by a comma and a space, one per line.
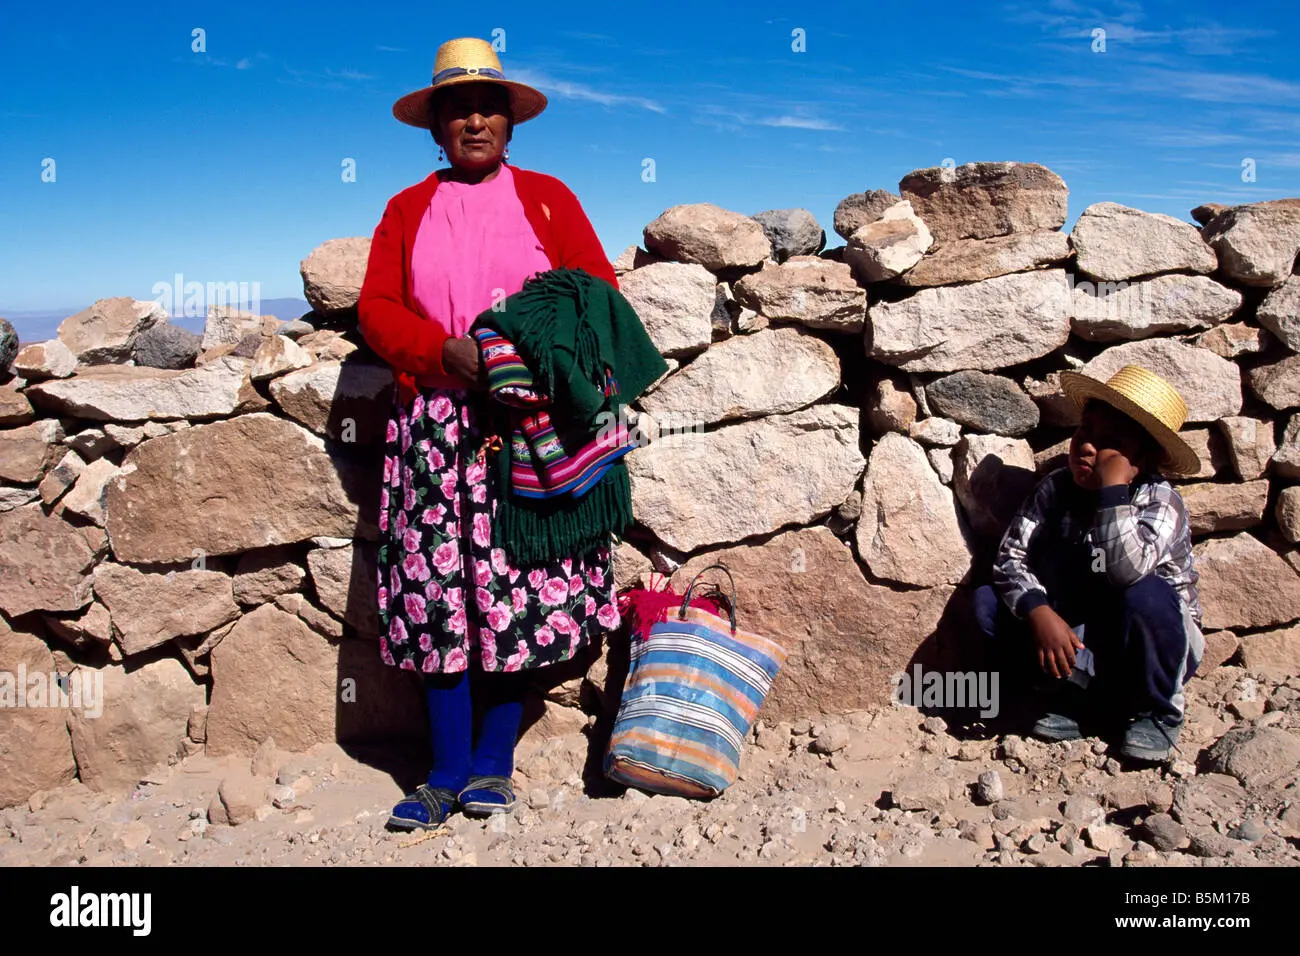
611, 166, 1300, 723
3, 169, 1300, 812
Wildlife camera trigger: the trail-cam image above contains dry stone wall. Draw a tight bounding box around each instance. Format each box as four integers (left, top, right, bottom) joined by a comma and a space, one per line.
2, 162, 1299, 809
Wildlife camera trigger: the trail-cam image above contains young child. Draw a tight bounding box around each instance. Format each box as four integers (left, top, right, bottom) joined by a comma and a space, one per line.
974, 365, 1205, 762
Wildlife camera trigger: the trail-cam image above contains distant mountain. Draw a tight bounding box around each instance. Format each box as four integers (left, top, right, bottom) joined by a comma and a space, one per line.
1, 298, 313, 346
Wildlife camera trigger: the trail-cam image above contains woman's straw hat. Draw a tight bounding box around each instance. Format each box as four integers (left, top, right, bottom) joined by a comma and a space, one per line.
1058, 365, 1200, 476
392, 37, 547, 129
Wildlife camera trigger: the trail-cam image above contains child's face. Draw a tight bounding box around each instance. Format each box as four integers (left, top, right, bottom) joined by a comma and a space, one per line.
1068, 401, 1153, 490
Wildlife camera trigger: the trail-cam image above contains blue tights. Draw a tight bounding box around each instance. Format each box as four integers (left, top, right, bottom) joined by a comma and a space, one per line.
424, 669, 526, 793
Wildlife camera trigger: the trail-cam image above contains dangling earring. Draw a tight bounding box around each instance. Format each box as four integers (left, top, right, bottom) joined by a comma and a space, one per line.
438, 147, 444, 162
503, 147, 510, 163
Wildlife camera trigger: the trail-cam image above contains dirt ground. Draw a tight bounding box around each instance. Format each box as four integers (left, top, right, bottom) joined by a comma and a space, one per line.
2, 663, 1298, 868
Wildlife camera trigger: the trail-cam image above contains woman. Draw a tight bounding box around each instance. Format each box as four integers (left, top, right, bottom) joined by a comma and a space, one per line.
357, 37, 622, 829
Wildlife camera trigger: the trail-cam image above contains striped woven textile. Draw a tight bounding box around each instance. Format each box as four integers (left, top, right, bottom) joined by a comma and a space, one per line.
606, 605, 789, 797
472, 326, 635, 499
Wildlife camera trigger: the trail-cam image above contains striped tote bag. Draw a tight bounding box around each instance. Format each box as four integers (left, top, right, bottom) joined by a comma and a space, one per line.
605, 564, 788, 798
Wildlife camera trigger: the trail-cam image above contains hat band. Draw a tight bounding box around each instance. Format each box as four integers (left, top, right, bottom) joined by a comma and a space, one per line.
432, 65, 507, 84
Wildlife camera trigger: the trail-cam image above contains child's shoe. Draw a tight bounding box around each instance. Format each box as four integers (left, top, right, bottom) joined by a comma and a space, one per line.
1030, 681, 1087, 741
1120, 716, 1180, 762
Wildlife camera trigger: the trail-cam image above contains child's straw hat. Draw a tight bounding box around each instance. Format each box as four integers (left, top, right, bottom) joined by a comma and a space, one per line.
1058, 365, 1200, 476
392, 37, 547, 129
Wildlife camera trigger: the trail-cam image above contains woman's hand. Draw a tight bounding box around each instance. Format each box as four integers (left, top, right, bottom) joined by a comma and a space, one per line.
441, 336, 487, 390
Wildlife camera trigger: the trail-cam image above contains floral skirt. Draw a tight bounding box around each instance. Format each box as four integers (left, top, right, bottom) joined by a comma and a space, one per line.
376, 386, 620, 674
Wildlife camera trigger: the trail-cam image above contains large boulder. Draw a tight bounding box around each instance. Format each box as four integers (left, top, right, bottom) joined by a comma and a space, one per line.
23, 355, 265, 422
0, 316, 18, 376
898, 162, 1069, 243
1248, 355, 1300, 411
1175, 480, 1268, 536
1070, 274, 1241, 342
104, 412, 379, 563
268, 360, 393, 446
868, 269, 1071, 372
1201, 198, 1300, 288
898, 230, 1069, 287
0, 617, 78, 808
13, 339, 77, 380
0, 504, 96, 616
643, 204, 772, 271
617, 262, 716, 357
1201, 726, 1300, 789
673, 527, 954, 719
1195, 533, 1300, 631
1079, 339, 1242, 422
301, 237, 371, 316
65, 656, 204, 791
638, 327, 839, 427
732, 257, 866, 333
627, 405, 864, 552
1238, 625, 1300, 680
855, 433, 971, 586
205, 603, 423, 756
56, 297, 168, 365
131, 321, 203, 370
0, 418, 65, 484
1070, 203, 1217, 280
844, 201, 933, 283
91, 562, 240, 656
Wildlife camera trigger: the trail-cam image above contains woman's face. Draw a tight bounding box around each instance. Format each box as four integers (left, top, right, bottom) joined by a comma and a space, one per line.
432, 83, 512, 170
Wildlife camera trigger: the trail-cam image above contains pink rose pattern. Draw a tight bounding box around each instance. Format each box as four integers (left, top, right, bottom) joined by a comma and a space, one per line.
376, 387, 617, 674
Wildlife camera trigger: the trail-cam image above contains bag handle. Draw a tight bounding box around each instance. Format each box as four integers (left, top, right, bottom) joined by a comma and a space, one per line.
678, 563, 738, 634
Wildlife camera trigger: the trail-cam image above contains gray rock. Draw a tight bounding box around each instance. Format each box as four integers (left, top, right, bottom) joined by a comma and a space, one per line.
952, 434, 1037, 537
0, 317, 17, 375
833, 189, 902, 241
925, 371, 1040, 437
1140, 813, 1189, 852
132, 322, 202, 369
751, 208, 825, 262
975, 770, 1004, 804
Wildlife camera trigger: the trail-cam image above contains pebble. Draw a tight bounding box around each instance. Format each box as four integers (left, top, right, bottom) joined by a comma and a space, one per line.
975, 770, 1004, 804
1228, 818, 1268, 842
921, 716, 948, 735
1141, 813, 1189, 852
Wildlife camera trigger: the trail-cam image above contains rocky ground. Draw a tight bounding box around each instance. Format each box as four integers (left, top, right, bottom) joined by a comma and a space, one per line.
2, 662, 1298, 868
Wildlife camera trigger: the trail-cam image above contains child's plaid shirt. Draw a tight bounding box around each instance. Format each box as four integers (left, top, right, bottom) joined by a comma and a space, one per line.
992, 467, 1201, 628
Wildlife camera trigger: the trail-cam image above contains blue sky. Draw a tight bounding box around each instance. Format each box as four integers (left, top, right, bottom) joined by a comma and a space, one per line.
2, 0, 1299, 334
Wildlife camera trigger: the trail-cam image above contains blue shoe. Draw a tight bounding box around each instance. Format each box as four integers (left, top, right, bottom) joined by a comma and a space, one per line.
1120, 717, 1181, 763
387, 784, 458, 831
1032, 712, 1083, 741
458, 775, 517, 816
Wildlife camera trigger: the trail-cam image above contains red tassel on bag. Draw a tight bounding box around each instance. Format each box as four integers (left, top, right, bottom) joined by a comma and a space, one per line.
617, 571, 727, 643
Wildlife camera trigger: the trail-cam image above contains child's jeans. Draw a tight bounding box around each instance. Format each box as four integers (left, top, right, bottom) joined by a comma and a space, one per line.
973, 576, 1202, 726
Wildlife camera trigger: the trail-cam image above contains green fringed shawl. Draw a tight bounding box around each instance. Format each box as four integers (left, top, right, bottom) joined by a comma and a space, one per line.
471, 268, 668, 565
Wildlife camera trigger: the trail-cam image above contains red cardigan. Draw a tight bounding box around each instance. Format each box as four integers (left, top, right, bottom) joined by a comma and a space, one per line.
357, 165, 619, 407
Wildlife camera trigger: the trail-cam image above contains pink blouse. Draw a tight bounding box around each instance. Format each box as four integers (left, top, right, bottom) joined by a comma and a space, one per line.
410, 162, 554, 389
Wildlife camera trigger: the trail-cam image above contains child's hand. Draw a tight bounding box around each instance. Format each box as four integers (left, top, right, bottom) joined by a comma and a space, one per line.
1095, 448, 1139, 487
1027, 605, 1085, 679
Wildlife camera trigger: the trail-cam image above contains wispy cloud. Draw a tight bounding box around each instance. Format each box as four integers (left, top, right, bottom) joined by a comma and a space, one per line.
693, 104, 844, 133
376, 45, 407, 53
757, 115, 845, 131
278, 65, 376, 89
508, 68, 666, 113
